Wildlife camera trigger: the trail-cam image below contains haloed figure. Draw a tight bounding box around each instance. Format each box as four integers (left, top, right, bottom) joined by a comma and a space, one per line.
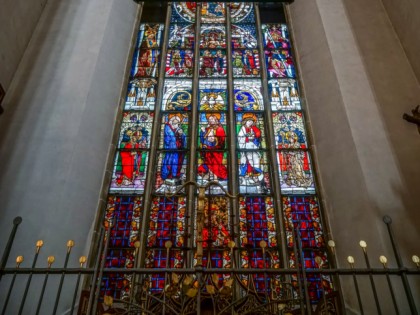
198, 113, 228, 180
161, 113, 187, 180
238, 113, 262, 183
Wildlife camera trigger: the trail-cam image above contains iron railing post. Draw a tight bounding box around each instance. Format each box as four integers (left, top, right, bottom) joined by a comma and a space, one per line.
0, 217, 22, 282
383, 215, 418, 315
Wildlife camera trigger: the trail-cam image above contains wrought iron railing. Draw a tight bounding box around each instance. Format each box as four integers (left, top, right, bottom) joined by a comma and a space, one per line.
0, 215, 419, 315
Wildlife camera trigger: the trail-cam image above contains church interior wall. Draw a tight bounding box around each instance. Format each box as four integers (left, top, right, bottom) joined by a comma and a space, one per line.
0, 0, 139, 313
381, 0, 420, 84
0, 0, 48, 92
289, 0, 420, 312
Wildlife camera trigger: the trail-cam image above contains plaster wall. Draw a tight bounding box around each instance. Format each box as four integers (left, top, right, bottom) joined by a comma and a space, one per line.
289, 0, 420, 312
0, 0, 139, 313
381, 0, 420, 84
0, 0, 48, 91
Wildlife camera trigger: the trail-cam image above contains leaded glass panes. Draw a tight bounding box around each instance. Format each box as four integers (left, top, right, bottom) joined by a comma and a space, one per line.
125, 79, 157, 110
161, 80, 193, 111
231, 24, 257, 49
138, 24, 164, 48
168, 24, 195, 49
268, 78, 301, 110
234, 79, 264, 111
239, 197, 276, 248
165, 49, 194, 77
117, 112, 153, 149
262, 23, 290, 49
273, 112, 308, 149
200, 24, 226, 48
171, 2, 196, 23
195, 196, 231, 248
278, 150, 315, 194
232, 49, 260, 77
199, 49, 227, 77
147, 197, 186, 247
102, 6, 332, 306
199, 79, 227, 111
201, 3, 226, 23
131, 49, 160, 78
265, 49, 295, 78
230, 3, 255, 23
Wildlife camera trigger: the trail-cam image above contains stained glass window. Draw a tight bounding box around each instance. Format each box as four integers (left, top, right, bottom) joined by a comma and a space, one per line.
101, 2, 331, 308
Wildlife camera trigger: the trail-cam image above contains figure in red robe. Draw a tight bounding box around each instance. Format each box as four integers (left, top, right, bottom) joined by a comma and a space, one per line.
198, 113, 228, 180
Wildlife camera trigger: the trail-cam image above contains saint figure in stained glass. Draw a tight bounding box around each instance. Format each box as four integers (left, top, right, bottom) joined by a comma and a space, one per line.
155, 114, 188, 193
198, 113, 228, 181
133, 49, 160, 78
139, 24, 163, 48
265, 50, 295, 78
262, 24, 290, 49
199, 50, 227, 77
166, 50, 194, 77
278, 151, 315, 194
237, 113, 262, 179
232, 50, 260, 77
200, 25, 226, 49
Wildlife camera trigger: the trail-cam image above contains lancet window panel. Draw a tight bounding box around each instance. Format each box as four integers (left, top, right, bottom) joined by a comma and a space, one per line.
268, 78, 301, 111
138, 24, 164, 48
200, 24, 226, 49
232, 49, 261, 77
125, 78, 158, 110
131, 48, 161, 78
165, 49, 194, 77
99, 3, 334, 306
234, 79, 264, 111
199, 79, 227, 111
168, 24, 195, 49
199, 49, 227, 77
273, 111, 308, 149
231, 24, 258, 49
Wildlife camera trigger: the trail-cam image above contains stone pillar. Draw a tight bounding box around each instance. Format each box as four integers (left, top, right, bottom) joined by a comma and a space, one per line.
288, 0, 420, 313
0, 0, 140, 313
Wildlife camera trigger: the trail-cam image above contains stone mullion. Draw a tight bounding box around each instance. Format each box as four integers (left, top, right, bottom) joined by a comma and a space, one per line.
225, 4, 240, 266
185, 3, 202, 268
254, 3, 288, 269
137, 2, 172, 268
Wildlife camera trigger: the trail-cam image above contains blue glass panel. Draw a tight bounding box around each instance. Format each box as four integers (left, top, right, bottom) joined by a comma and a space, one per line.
171, 2, 196, 23
234, 79, 264, 111
231, 3, 255, 23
